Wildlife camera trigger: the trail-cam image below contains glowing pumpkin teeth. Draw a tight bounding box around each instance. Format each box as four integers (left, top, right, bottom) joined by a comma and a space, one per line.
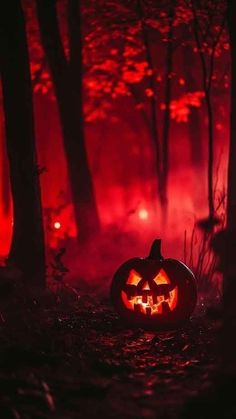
121, 285, 178, 316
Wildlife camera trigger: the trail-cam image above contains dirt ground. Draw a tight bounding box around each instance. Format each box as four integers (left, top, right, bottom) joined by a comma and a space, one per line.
0, 290, 233, 419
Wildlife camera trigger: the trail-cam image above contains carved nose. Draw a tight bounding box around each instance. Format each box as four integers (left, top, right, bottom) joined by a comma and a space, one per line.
142, 281, 150, 291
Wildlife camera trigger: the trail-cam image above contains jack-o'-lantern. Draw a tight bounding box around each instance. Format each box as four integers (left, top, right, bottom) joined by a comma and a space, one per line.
111, 239, 197, 328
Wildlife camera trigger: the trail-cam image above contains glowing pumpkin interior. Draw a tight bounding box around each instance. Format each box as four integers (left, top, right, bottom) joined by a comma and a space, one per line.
121, 269, 178, 315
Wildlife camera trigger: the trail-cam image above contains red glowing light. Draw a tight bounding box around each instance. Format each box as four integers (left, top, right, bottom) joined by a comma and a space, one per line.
54, 221, 61, 230
138, 209, 149, 220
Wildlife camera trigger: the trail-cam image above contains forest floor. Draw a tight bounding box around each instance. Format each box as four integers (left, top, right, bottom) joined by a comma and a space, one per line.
0, 289, 234, 419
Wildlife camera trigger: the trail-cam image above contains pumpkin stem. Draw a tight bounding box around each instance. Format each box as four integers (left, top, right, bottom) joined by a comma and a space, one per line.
148, 239, 163, 260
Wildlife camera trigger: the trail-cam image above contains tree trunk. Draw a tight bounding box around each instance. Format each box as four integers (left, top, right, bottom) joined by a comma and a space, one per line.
191, 0, 216, 220
136, 0, 163, 205
1, 0, 45, 286
161, 5, 175, 211
220, 0, 236, 374
183, 46, 206, 211
205, 90, 215, 219
183, 46, 204, 168
0, 113, 11, 215
36, 0, 100, 243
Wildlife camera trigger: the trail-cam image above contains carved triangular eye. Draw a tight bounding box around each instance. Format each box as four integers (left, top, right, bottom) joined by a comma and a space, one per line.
153, 269, 170, 285
126, 269, 142, 286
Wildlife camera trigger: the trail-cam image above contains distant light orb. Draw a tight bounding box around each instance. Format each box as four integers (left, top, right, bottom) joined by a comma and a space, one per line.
138, 209, 149, 220
54, 221, 61, 230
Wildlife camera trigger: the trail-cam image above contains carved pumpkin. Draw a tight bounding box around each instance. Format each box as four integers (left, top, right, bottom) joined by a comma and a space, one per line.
111, 239, 197, 328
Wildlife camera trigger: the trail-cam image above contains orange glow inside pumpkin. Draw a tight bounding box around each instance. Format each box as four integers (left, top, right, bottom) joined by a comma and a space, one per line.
121, 268, 178, 315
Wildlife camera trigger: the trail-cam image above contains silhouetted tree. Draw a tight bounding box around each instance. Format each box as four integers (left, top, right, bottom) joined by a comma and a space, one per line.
1, 0, 45, 286
36, 0, 100, 243
161, 2, 176, 212
191, 0, 226, 221
221, 0, 236, 374
0, 112, 11, 215
183, 46, 204, 168
135, 0, 162, 204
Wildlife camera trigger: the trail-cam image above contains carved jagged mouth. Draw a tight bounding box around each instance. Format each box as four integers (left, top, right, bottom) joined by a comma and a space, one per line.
121, 287, 178, 315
